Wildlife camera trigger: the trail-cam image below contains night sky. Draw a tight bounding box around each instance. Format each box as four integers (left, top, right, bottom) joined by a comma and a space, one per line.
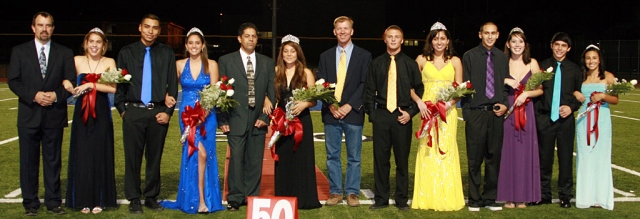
1, 0, 639, 64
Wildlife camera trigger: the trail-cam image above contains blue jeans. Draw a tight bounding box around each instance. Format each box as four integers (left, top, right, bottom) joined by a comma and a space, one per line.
324, 121, 363, 195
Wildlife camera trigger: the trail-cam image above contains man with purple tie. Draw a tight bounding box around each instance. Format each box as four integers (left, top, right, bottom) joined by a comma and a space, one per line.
460, 21, 509, 212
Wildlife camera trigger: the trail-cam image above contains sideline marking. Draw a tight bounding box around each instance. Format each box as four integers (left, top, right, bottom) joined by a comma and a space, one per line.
3, 189, 20, 198
571, 152, 637, 197
0, 98, 17, 102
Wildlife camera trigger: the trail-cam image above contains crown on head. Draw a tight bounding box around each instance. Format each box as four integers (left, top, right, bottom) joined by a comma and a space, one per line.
509, 27, 524, 35
281, 34, 300, 44
585, 44, 600, 51
89, 27, 104, 35
187, 27, 204, 37
430, 22, 447, 31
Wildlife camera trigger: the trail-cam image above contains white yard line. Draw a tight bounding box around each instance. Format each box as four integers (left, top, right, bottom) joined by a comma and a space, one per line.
0, 98, 17, 102
619, 100, 640, 103
571, 152, 637, 197
611, 114, 640, 121
0, 137, 18, 145
3, 189, 21, 198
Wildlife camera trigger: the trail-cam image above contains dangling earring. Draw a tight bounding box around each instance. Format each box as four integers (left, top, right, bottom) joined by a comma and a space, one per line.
446, 45, 448, 50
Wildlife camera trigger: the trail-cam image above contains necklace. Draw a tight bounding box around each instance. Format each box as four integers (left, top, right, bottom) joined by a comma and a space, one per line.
87, 56, 102, 73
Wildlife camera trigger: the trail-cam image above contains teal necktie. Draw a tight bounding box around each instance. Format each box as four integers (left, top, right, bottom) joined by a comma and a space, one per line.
141, 47, 152, 104
550, 62, 561, 121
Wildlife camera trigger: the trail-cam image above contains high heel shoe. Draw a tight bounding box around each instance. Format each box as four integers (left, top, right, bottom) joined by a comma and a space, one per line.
92, 206, 103, 214
198, 204, 209, 213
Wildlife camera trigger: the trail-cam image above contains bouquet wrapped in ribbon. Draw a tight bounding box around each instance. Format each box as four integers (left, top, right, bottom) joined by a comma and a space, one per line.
504, 67, 555, 120
576, 78, 637, 120
267, 79, 336, 160
69, 67, 131, 124
415, 81, 474, 155
199, 76, 239, 112
180, 76, 239, 157
69, 67, 131, 104
180, 102, 207, 157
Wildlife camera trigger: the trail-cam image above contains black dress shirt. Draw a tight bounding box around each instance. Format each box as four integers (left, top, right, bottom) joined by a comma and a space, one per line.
115, 41, 178, 116
461, 44, 510, 109
534, 57, 582, 112
364, 51, 424, 118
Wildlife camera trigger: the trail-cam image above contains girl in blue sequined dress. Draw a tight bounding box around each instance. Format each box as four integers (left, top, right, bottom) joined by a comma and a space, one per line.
161, 28, 224, 214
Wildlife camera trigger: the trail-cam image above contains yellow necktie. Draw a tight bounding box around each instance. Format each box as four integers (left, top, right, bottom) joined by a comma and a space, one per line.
387, 55, 397, 112
335, 49, 347, 102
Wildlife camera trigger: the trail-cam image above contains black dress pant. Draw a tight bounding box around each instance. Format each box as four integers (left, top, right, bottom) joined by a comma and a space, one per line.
18, 127, 64, 210
122, 106, 169, 200
226, 108, 267, 204
372, 108, 412, 206
535, 111, 575, 201
464, 109, 504, 207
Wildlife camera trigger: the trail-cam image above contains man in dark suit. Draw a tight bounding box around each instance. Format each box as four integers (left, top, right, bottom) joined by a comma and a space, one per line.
115, 14, 178, 214
316, 16, 371, 207
217, 22, 275, 211
8, 11, 76, 216
532, 32, 582, 208
364, 25, 423, 211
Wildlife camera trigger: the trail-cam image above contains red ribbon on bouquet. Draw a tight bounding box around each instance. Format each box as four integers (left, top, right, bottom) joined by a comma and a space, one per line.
269, 108, 304, 161
586, 92, 602, 147
181, 102, 207, 157
81, 73, 100, 124
513, 84, 530, 131
414, 101, 448, 155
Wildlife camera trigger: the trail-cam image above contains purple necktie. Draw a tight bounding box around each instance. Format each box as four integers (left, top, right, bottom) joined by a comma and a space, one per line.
486, 50, 495, 99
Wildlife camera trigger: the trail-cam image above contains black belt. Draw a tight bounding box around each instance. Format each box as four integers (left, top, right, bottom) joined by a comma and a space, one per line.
376, 104, 410, 109
128, 102, 162, 110
469, 105, 498, 111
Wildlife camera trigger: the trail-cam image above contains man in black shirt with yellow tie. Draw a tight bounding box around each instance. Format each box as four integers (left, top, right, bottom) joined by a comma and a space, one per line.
364, 25, 423, 211
461, 22, 509, 212
115, 14, 178, 214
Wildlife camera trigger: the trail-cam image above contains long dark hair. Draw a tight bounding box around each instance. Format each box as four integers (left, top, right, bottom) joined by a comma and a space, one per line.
184, 32, 210, 74
275, 41, 308, 101
581, 46, 606, 81
421, 29, 454, 62
503, 30, 531, 65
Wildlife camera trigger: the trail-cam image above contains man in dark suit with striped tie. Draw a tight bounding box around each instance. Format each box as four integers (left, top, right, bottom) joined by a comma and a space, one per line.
8, 11, 76, 216
217, 22, 276, 211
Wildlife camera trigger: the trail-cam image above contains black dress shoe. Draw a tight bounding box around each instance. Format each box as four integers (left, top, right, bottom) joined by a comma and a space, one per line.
529, 199, 552, 206
227, 201, 240, 211
129, 199, 143, 214
24, 208, 38, 216
145, 198, 164, 211
47, 206, 66, 215
368, 204, 389, 210
560, 198, 571, 208
395, 204, 410, 211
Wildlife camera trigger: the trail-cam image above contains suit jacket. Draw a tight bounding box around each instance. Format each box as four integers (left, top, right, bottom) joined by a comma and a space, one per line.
217, 50, 275, 136
316, 44, 371, 125
8, 40, 76, 128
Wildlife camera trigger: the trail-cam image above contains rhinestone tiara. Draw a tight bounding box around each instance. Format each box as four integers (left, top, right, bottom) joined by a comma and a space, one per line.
430, 22, 447, 31
89, 27, 104, 35
585, 44, 600, 51
186, 27, 204, 37
281, 34, 300, 44
509, 27, 524, 35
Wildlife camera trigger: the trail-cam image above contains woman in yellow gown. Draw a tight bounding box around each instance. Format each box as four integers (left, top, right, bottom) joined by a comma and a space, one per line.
410, 22, 465, 211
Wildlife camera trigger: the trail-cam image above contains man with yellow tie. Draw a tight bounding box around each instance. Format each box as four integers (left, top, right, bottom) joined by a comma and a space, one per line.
317, 16, 371, 207
364, 25, 423, 211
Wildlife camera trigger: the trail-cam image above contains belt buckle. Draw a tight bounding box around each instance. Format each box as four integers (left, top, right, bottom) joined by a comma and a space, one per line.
146, 103, 154, 110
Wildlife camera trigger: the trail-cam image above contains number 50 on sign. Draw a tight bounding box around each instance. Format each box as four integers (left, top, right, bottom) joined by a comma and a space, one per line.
247, 196, 298, 219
